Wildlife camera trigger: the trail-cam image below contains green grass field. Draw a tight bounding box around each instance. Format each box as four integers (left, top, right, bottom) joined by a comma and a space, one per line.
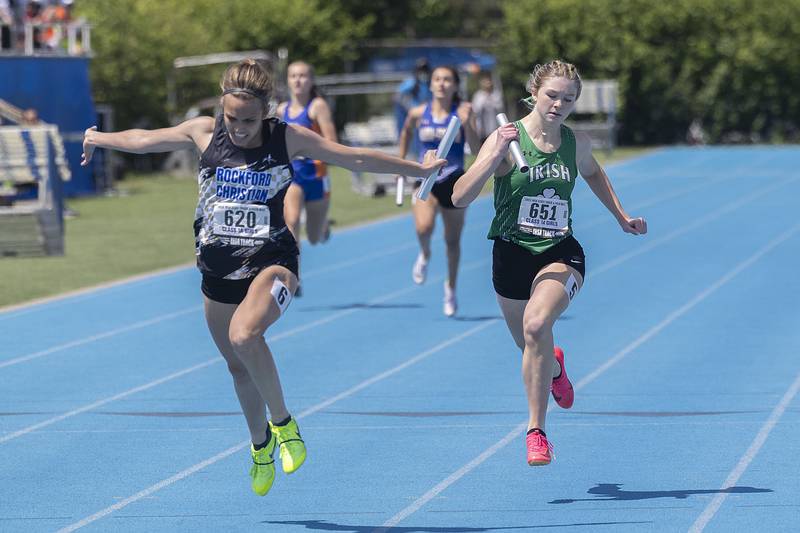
0, 148, 646, 308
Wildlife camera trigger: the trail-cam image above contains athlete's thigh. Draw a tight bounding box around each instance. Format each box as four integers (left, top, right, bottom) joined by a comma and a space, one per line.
231, 265, 299, 336
412, 189, 438, 230
204, 296, 238, 349
496, 293, 527, 350
440, 206, 466, 242
283, 183, 305, 228
527, 262, 584, 322
204, 296, 249, 366
304, 197, 330, 241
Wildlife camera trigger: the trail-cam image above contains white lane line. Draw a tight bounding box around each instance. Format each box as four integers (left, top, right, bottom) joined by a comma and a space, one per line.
43, 418, 800, 435
0, 358, 219, 444
55, 320, 498, 533
0, 307, 201, 370
574, 174, 732, 230
0, 262, 194, 318
0, 241, 420, 370
299, 242, 418, 277
688, 370, 800, 533
587, 175, 798, 280
375, 222, 800, 531
374, 420, 528, 533
578, 222, 800, 386
0, 260, 487, 444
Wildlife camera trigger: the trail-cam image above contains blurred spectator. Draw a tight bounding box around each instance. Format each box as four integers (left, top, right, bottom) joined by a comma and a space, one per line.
471, 72, 504, 143
21, 107, 40, 125
394, 57, 432, 139
42, 0, 73, 50
686, 119, 706, 145
1, 0, 12, 51
46, 0, 74, 22
23, 0, 44, 49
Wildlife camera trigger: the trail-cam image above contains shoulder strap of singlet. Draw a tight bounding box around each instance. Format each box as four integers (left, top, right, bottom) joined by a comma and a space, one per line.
422, 103, 432, 121
283, 99, 313, 122
262, 117, 277, 145
560, 124, 576, 156
264, 117, 292, 162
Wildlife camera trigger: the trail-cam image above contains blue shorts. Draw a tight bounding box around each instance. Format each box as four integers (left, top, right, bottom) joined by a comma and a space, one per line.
293, 174, 330, 202
292, 158, 330, 202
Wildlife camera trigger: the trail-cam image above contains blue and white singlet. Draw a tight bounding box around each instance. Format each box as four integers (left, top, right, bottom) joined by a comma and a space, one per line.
417, 102, 465, 181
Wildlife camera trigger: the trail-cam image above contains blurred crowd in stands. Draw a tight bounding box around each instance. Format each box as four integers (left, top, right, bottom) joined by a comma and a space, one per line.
1, 0, 81, 53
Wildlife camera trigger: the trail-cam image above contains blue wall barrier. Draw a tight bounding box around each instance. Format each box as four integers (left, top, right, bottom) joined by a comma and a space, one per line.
1, 56, 96, 196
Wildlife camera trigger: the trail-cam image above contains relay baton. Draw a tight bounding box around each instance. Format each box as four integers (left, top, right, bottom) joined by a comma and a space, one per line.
395, 175, 404, 206
415, 115, 461, 201
495, 113, 530, 173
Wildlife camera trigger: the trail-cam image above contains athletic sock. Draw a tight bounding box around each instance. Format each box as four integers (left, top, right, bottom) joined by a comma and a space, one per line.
253, 430, 271, 450
527, 428, 546, 437
273, 415, 292, 427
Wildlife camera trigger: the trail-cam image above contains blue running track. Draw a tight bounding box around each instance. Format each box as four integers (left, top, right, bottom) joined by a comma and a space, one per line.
1, 146, 799, 532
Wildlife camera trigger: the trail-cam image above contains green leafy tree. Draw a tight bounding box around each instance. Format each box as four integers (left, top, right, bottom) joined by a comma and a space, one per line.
78, 0, 369, 130
497, 0, 800, 143
337, 0, 502, 39
78, 0, 221, 129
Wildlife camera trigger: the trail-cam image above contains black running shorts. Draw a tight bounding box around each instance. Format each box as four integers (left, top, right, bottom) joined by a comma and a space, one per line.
201, 249, 299, 305
492, 236, 586, 300
413, 169, 465, 209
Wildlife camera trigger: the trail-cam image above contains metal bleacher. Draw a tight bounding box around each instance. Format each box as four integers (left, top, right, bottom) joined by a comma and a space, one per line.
0, 116, 69, 256
340, 115, 401, 197
567, 79, 619, 154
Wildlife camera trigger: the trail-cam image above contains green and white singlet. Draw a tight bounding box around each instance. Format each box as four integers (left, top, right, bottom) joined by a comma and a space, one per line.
488, 122, 579, 254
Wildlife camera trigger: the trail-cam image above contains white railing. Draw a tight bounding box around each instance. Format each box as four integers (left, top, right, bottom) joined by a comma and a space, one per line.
0, 21, 91, 56
0, 98, 24, 124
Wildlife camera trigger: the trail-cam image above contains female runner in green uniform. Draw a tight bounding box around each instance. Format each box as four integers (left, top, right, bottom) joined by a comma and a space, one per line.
452, 60, 647, 466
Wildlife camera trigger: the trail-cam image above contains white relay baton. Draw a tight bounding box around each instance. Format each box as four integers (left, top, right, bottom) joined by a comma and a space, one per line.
496, 113, 530, 174
415, 115, 461, 201
395, 175, 405, 206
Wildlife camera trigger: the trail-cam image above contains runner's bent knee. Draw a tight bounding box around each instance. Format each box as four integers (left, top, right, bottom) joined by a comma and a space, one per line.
522, 314, 551, 346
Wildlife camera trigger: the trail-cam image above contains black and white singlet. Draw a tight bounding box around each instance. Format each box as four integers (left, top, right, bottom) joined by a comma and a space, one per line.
194, 116, 297, 280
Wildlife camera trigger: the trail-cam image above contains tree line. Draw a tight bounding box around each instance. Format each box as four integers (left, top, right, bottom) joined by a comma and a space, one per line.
78, 0, 800, 144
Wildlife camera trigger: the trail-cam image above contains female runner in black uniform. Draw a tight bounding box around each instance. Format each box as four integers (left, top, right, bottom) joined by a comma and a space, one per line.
81, 59, 445, 496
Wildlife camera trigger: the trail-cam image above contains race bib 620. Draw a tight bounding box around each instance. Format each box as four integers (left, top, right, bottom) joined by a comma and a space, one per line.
212, 203, 270, 238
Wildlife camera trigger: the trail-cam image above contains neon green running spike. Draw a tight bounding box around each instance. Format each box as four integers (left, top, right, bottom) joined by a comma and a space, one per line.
270, 418, 307, 474
249, 438, 276, 496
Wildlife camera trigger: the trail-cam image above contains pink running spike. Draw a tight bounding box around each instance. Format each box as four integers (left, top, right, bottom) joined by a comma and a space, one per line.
551, 346, 574, 409
526, 431, 553, 466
